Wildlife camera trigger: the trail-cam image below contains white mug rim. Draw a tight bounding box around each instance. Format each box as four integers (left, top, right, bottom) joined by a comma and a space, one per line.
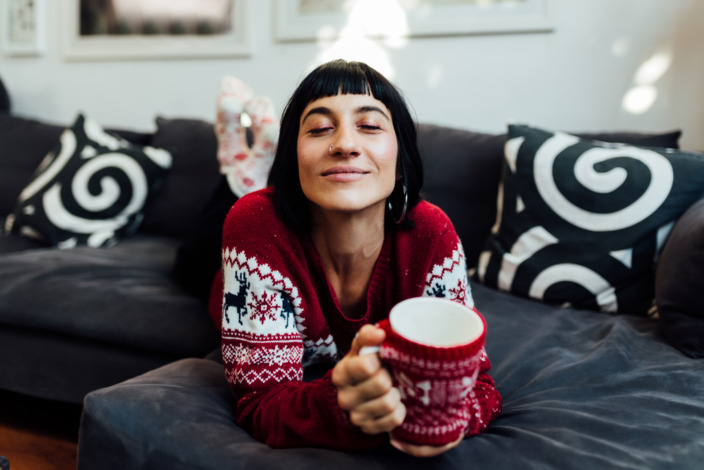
389, 297, 484, 348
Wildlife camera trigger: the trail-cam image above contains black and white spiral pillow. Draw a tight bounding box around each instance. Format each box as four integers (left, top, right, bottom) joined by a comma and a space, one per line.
477, 124, 704, 315
6, 114, 172, 248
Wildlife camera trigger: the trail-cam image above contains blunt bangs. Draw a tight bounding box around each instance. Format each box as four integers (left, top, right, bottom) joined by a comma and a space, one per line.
299, 62, 373, 105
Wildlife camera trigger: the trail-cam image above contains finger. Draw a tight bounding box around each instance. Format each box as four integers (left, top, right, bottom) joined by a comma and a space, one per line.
337, 369, 395, 411
348, 388, 405, 431
333, 352, 382, 389
350, 392, 406, 434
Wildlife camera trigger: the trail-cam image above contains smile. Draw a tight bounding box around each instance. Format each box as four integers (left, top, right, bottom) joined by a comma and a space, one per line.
321, 166, 369, 180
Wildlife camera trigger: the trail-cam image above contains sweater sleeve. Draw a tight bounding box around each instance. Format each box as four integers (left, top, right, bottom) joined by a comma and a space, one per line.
421, 222, 503, 437
219, 192, 383, 450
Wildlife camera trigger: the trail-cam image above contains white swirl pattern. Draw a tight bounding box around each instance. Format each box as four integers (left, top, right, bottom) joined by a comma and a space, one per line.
18, 130, 77, 203
72, 153, 148, 213
524, 132, 674, 231
528, 264, 617, 312
9, 114, 171, 248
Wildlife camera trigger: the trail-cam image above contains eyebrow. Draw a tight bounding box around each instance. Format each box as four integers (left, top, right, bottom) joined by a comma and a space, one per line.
301, 105, 391, 124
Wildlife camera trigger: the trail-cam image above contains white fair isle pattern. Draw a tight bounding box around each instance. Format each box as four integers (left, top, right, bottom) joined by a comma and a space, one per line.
223, 332, 304, 367
302, 334, 338, 367
424, 241, 474, 308
226, 363, 304, 387
222, 246, 339, 364
223, 247, 303, 334
381, 346, 487, 379
222, 329, 304, 387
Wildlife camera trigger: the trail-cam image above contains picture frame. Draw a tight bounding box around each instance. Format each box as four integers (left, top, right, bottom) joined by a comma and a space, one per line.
1, 0, 45, 56
61, 0, 251, 61
275, 0, 554, 42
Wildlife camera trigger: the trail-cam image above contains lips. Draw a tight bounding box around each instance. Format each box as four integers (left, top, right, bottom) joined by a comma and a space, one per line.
321, 166, 369, 176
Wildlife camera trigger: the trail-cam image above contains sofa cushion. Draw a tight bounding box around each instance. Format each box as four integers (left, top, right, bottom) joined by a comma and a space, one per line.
477, 124, 702, 314
77, 283, 704, 470
0, 235, 219, 357
6, 114, 172, 248
140, 117, 222, 238
0, 231, 44, 254
656, 197, 704, 358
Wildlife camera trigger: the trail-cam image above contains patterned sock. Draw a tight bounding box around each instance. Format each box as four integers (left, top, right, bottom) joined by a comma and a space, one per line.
215, 76, 278, 198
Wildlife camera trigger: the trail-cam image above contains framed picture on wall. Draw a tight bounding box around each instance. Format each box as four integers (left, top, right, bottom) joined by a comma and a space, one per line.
275, 0, 554, 42
1, 0, 46, 56
61, 0, 251, 60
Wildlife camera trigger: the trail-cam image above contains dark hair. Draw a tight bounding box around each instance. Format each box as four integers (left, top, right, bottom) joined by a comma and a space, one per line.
267, 59, 423, 233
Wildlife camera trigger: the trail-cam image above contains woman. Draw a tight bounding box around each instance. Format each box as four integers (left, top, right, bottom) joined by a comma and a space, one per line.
210, 59, 501, 457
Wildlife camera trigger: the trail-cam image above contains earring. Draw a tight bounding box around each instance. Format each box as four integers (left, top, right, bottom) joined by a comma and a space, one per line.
387, 182, 408, 224
329, 144, 334, 154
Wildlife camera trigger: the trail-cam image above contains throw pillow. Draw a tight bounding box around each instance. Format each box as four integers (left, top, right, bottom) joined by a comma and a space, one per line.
416, 124, 681, 272
655, 198, 704, 358
6, 114, 172, 248
477, 124, 704, 315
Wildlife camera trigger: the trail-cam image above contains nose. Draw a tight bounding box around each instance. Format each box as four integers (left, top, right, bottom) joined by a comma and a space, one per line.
330, 122, 360, 157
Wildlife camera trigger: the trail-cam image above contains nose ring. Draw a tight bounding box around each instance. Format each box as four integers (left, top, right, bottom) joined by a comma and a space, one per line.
329, 144, 334, 154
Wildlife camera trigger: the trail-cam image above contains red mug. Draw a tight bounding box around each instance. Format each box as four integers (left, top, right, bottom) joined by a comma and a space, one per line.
361, 297, 486, 446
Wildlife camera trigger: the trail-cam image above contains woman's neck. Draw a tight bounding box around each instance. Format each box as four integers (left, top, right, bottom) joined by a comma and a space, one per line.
310, 206, 386, 317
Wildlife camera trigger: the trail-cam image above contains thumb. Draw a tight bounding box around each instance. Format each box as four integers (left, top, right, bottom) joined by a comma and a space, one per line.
350, 324, 386, 356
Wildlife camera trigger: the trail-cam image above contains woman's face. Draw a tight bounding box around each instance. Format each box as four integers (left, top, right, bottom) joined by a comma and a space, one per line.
297, 92, 398, 222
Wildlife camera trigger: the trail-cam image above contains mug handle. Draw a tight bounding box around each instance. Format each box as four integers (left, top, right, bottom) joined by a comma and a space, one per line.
358, 319, 391, 356
359, 345, 380, 355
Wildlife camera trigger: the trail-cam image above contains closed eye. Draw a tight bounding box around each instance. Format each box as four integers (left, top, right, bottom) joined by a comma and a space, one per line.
308, 127, 333, 135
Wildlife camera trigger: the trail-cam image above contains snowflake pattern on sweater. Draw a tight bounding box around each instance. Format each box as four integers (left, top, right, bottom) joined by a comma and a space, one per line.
222, 245, 338, 390
213, 187, 501, 450
425, 243, 473, 306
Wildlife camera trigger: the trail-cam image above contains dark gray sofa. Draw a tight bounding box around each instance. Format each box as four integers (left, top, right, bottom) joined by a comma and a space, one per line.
77, 124, 704, 469
2, 78, 703, 468
0, 110, 223, 403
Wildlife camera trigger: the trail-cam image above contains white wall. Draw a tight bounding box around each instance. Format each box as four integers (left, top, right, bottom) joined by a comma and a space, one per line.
1, 0, 702, 150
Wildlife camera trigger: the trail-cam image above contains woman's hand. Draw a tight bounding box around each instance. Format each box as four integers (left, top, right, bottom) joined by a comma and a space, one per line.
331, 324, 406, 435
332, 324, 464, 457
390, 435, 464, 458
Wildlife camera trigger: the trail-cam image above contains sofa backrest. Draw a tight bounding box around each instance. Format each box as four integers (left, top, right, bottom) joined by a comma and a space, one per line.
138, 117, 221, 238
0, 113, 506, 258
0, 77, 10, 113
417, 124, 504, 268
0, 115, 66, 217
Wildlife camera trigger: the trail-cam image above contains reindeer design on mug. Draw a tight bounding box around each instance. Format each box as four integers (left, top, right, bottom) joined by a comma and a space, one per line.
224, 271, 250, 325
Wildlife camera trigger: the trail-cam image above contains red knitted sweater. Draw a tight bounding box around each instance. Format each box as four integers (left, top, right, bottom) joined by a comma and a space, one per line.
209, 187, 502, 450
